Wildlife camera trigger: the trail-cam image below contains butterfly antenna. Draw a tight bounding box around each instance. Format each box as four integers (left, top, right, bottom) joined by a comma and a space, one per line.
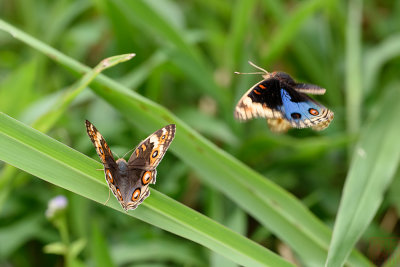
234, 71, 265, 75
122, 148, 135, 159
248, 61, 269, 74
112, 151, 120, 159
234, 61, 269, 75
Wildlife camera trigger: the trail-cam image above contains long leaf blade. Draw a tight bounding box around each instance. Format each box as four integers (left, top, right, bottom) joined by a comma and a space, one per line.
326, 86, 400, 266
0, 112, 293, 267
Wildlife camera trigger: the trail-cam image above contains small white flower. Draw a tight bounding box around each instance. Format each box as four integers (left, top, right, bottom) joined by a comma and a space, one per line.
45, 195, 68, 219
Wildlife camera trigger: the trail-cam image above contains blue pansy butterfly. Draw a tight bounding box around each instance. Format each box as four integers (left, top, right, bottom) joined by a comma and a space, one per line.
234, 62, 334, 133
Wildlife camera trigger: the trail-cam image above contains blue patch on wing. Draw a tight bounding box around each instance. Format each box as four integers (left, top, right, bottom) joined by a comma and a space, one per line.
280, 89, 321, 123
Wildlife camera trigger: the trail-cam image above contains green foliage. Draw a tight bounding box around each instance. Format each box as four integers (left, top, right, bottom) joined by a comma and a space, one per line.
1, 0, 400, 266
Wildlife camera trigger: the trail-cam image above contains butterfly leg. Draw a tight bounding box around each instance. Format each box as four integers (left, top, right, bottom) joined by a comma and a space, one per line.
104, 189, 111, 206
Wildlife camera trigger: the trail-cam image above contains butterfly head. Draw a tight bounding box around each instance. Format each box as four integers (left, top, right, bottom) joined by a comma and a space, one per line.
116, 158, 128, 174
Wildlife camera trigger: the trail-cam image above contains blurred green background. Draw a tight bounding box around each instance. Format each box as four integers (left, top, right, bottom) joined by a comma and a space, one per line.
1, 0, 400, 266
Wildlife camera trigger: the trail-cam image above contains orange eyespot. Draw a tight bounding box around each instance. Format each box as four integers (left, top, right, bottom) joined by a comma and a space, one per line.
132, 188, 141, 201
105, 169, 114, 183
142, 171, 152, 185
309, 108, 319, 116
152, 150, 158, 158
98, 147, 104, 155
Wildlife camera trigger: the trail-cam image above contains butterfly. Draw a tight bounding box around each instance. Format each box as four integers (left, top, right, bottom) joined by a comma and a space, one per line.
85, 120, 176, 211
234, 61, 334, 133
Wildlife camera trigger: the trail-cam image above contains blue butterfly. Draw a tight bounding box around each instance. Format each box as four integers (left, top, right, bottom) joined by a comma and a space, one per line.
234, 62, 334, 133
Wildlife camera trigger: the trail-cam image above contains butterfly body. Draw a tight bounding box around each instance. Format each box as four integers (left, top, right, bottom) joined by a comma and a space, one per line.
235, 65, 333, 132
85, 120, 175, 211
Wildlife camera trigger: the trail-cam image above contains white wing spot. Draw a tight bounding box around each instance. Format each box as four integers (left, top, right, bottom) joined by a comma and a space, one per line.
150, 134, 159, 146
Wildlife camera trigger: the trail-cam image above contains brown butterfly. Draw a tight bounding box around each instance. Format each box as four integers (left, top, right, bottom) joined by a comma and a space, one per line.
234, 61, 334, 133
85, 120, 176, 211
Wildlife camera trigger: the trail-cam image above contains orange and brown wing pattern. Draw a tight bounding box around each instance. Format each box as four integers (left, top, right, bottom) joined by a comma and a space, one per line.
85, 120, 116, 167
85, 120, 120, 200
85, 121, 176, 211
128, 124, 176, 170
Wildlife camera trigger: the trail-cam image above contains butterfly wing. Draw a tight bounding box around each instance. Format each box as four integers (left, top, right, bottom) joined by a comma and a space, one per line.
266, 118, 292, 133
117, 124, 176, 210
234, 78, 285, 121
128, 124, 176, 172
293, 83, 326, 95
279, 88, 334, 130
85, 120, 124, 206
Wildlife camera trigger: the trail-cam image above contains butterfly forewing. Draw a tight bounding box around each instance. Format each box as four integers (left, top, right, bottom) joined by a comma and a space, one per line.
85, 120, 117, 168
235, 79, 285, 121
128, 124, 176, 170
85, 120, 124, 206
293, 83, 326, 95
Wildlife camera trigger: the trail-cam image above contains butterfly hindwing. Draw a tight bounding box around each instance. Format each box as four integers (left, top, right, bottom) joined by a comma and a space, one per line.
120, 124, 175, 210
85, 120, 176, 211
279, 87, 333, 129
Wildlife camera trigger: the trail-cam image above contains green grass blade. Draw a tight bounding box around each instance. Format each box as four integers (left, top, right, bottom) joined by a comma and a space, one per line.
345, 0, 363, 135
111, 239, 205, 266
0, 59, 37, 117
262, 0, 326, 64
382, 243, 400, 267
364, 33, 400, 95
224, 0, 257, 70
0, 19, 372, 267
32, 53, 135, 132
91, 222, 115, 267
325, 85, 400, 266
0, 112, 293, 267
0, 53, 134, 213
108, 0, 228, 110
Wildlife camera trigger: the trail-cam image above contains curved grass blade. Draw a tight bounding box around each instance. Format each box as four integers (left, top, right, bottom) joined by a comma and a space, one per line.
0, 53, 135, 212
32, 53, 135, 132
0, 113, 293, 267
